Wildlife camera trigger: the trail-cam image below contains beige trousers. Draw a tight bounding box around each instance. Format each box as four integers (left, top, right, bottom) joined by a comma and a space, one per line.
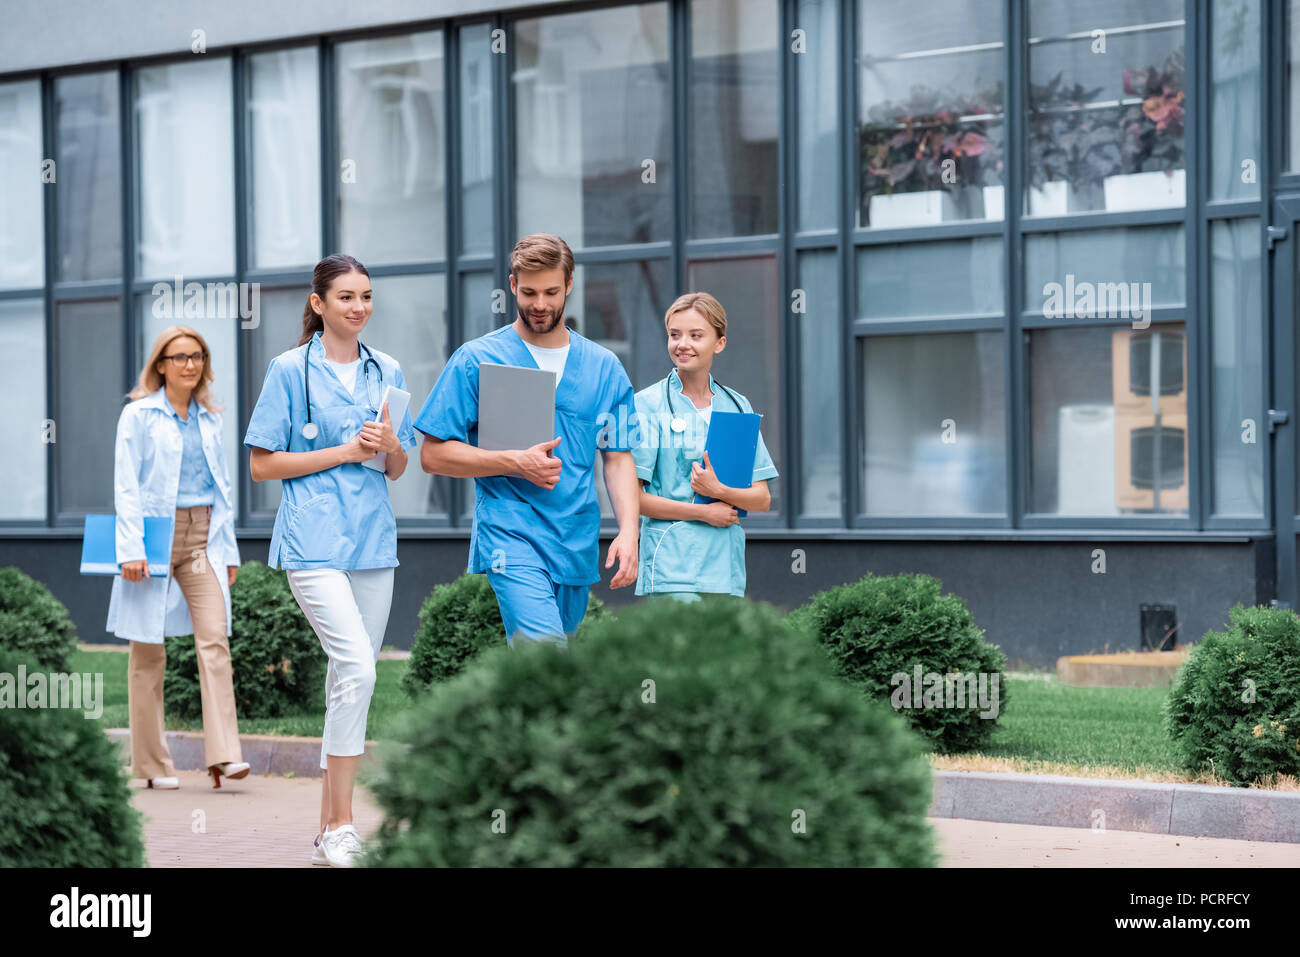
128, 506, 242, 778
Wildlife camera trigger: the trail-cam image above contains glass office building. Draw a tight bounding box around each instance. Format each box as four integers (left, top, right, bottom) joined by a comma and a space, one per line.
0, 0, 1293, 665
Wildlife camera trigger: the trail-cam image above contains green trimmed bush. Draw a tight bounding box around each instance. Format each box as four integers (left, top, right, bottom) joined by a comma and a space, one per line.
0, 647, 144, 866
401, 572, 607, 699
0, 566, 79, 672
1165, 604, 1300, 785
367, 596, 937, 867
164, 561, 324, 720
789, 572, 1008, 754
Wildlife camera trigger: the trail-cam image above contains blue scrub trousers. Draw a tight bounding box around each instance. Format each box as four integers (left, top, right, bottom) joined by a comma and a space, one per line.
486, 565, 589, 649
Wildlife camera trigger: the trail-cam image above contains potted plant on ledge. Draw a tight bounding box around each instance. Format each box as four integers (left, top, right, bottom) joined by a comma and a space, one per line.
1026, 73, 1121, 216
1106, 47, 1186, 212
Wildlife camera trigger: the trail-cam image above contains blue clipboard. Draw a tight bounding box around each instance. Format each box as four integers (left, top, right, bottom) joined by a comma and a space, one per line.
80, 514, 174, 577
692, 410, 762, 519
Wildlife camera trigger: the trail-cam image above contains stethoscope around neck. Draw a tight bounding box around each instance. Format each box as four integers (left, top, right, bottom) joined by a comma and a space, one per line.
300, 338, 383, 440
663, 371, 742, 433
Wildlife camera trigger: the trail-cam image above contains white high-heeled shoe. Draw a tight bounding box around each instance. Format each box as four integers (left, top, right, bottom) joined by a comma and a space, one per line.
209, 762, 251, 788
145, 776, 179, 789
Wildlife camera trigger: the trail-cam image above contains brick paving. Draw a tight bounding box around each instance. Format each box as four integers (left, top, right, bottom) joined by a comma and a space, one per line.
130, 771, 1298, 867
131, 770, 384, 868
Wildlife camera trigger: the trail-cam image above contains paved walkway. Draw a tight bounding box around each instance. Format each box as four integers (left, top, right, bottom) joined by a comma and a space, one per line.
130, 771, 1299, 867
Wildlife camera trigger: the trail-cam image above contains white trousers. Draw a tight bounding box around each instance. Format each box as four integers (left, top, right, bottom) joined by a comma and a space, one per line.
286, 567, 394, 770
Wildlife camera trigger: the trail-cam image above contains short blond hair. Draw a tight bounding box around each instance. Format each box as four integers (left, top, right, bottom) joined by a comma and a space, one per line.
510, 234, 574, 283
664, 292, 726, 338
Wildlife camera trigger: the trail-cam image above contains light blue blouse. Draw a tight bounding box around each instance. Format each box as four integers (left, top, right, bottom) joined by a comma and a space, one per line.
171, 398, 216, 508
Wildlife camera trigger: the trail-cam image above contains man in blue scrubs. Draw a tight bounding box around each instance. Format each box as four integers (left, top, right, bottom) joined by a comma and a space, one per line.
415, 234, 640, 647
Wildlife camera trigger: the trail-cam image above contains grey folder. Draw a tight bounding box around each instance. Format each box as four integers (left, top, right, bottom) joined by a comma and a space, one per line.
478, 364, 557, 472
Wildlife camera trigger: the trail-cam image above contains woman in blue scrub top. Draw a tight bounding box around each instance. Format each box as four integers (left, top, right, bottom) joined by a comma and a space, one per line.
243, 253, 417, 868
632, 292, 779, 600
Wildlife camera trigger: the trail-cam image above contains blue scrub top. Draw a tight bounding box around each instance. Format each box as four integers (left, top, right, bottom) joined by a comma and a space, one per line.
242, 332, 418, 570
413, 324, 636, 587
631, 369, 778, 596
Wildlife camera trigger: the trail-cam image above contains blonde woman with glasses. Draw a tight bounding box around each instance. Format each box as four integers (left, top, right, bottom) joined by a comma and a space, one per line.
107, 325, 249, 790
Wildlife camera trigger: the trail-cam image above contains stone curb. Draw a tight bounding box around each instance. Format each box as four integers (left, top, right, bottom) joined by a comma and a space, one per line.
107, 730, 1300, 845
930, 770, 1300, 845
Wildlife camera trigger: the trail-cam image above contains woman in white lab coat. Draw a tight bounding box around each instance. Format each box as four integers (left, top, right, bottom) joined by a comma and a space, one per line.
107, 325, 248, 790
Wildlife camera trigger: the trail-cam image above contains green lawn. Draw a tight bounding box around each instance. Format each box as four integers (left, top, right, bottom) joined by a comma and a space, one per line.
73, 649, 410, 739
946, 675, 1182, 774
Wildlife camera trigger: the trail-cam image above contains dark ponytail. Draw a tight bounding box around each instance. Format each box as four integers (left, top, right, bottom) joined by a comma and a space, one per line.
298, 253, 370, 346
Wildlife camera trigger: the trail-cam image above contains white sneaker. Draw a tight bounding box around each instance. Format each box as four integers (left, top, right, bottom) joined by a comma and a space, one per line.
319, 824, 364, 868
146, 777, 179, 789
311, 832, 328, 866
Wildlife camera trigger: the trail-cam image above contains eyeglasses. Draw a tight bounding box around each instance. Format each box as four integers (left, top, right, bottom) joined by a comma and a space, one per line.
163, 352, 207, 367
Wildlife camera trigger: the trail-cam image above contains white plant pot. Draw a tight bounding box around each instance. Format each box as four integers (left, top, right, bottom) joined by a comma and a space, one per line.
1102, 169, 1185, 212
1027, 180, 1084, 217
868, 189, 957, 228
982, 185, 1005, 221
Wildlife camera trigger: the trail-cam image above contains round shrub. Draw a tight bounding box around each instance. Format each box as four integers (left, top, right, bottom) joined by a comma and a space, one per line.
0, 566, 78, 672
788, 572, 1008, 754
164, 561, 325, 720
367, 596, 937, 867
0, 647, 145, 866
1165, 604, 1300, 786
402, 572, 607, 699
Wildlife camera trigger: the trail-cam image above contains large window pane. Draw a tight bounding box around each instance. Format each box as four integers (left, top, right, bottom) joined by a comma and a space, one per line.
1025, 225, 1185, 311
248, 47, 321, 271
0, 80, 45, 290
857, 0, 1005, 228
1027, 1, 1185, 216
136, 58, 235, 278
859, 238, 1003, 319
798, 251, 841, 518
860, 332, 1005, 515
1029, 324, 1188, 516
686, 255, 782, 512
690, 0, 779, 238
566, 259, 673, 521
1211, 0, 1260, 200
1209, 219, 1262, 515
378, 274, 449, 519
797, 0, 839, 231
56, 72, 121, 282
337, 32, 446, 265
0, 298, 46, 519
56, 299, 123, 515
516, 5, 671, 248
245, 286, 307, 516
460, 24, 494, 256
137, 295, 239, 516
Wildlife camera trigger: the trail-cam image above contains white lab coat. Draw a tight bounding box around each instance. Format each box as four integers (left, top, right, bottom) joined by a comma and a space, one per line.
105, 387, 241, 644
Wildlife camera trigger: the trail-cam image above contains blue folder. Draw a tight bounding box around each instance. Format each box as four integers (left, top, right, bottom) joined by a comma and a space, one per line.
692, 410, 762, 519
80, 514, 174, 577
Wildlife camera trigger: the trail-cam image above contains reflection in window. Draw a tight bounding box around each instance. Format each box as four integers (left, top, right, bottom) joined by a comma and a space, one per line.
859, 238, 1003, 319
337, 32, 446, 265
686, 255, 781, 512
461, 24, 495, 256
56, 299, 124, 516
798, 251, 841, 518
1211, 0, 1259, 200
1209, 219, 1262, 516
0, 80, 45, 289
56, 72, 122, 282
248, 47, 321, 271
797, 0, 839, 231
0, 299, 46, 519
1025, 225, 1185, 312
857, 0, 1006, 228
860, 332, 1005, 516
136, 59, 235, 279
515, 5, 671, 248
690, 0, 779, 238
1029, 324, 1188, 516
1027, 0, 1185, 215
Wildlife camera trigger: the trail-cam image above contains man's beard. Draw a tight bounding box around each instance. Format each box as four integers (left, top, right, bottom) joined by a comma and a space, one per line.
518, 302, 565, 335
